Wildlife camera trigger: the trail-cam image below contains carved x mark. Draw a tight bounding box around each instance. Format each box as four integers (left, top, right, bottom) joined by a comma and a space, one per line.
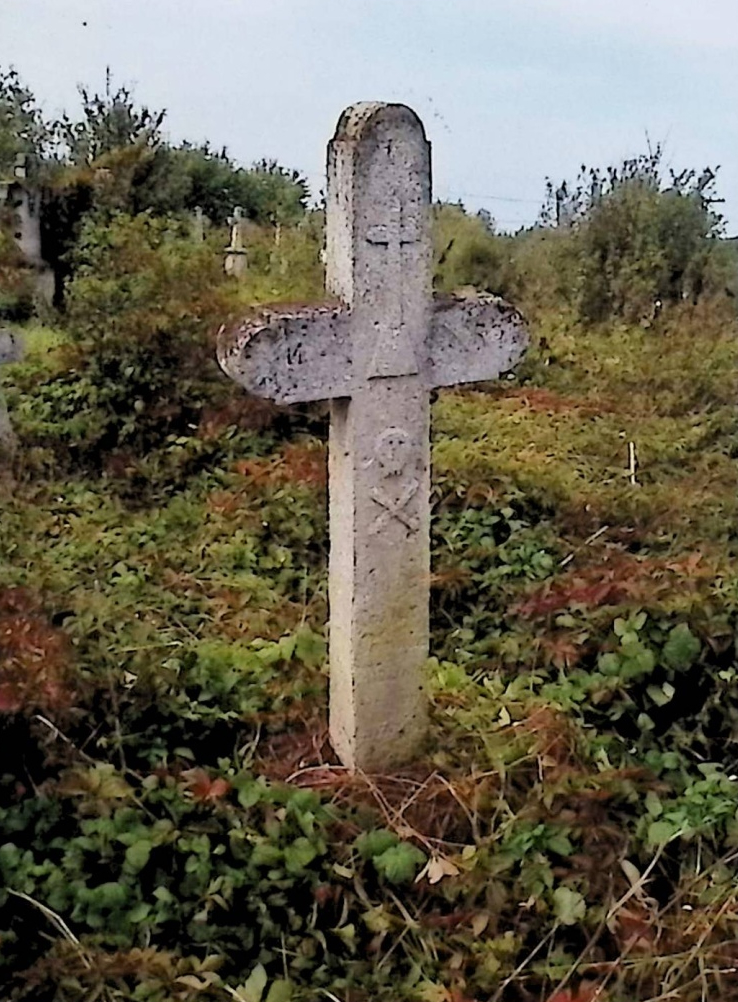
370, 478, 420, 533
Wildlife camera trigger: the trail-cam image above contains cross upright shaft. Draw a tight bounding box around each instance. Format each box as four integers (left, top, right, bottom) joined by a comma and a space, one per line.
218, 103, 529, 771
326, 104, 432, 767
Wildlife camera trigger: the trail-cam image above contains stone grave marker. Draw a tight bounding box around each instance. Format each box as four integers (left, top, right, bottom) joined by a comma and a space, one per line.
1, 155, 54, 304
224, 206, 248, 277
192, 205, 205, 243
0, 328, 23, 459
218, 103, 529, 770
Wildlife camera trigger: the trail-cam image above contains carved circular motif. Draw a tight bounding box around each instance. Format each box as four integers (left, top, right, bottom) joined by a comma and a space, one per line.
374, 426, 411, 477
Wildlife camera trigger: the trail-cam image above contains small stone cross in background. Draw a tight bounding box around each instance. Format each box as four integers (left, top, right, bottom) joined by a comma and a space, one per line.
224, 205, 248, 277
192, 205, 205, 243
0, 328, 23, 461
218, 103, 529, 770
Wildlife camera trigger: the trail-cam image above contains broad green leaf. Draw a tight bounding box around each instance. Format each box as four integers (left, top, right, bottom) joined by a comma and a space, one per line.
598, 652, 621, 676
92, 881, 127, 909
373, 843, 426, 884
240, 963, 268, 1002
234, 775, 264, 809
251, 842, 283, 868
356, 829, 397, 860
333, 922, 356, 949
546, 832, 573, 857
647, 683, 673, 707
294, 626, 326, 668
265, 981, 292, 1002
552, 886, 586, 925
648, 819, 680, 846
663, 623, 700, 669
645, 791, 663, 817
125, 839, 152, 873
284, 837, 318, 874
128, 902, 151, 923
363, 905, 392, 933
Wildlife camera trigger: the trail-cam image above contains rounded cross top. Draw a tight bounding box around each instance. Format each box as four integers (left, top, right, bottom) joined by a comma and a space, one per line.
332, 102, 428, 144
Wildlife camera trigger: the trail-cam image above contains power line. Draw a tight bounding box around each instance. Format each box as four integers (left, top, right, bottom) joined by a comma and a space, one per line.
304, 171, 543, 208
445, 192, 541, 204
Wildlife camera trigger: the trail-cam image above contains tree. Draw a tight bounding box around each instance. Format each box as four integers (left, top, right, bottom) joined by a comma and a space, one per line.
57, 212, 235, 455
433, 201, 510, 295
0, 67, 52, 177
0, 69, 312, 305
539, 148, 732, 323
134, 143, 241, 223
57, 70, 165, 166
246, 159, 310, 227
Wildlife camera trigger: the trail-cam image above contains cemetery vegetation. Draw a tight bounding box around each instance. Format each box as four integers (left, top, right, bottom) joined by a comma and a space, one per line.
2, 68, 738, 1002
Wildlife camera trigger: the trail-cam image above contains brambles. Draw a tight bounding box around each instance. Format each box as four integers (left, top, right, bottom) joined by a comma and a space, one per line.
0, 587, 73, 715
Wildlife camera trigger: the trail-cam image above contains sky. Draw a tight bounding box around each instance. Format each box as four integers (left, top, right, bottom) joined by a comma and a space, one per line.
2, 0, 738, 232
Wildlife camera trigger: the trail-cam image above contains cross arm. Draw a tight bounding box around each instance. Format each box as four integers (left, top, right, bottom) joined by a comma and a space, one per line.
217, 303, 352, 405
426, 293, 529, 390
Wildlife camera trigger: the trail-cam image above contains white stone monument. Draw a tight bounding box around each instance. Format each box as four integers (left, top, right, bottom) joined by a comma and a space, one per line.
224, 206, 248, 277
218, 103, 528, 770
0, 328, 23, 460
1, 155, 54, 304
192, 205, 206, 243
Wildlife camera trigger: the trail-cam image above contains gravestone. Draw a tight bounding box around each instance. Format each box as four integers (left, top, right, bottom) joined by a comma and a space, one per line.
224, 206, 248, 277
218, 103, 528, 770
0, 155, 54, 304
0, 328, 23, 460
192, 205, 205, 243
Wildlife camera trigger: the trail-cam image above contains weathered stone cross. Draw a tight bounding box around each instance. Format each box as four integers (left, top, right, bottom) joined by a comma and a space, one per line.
0, 328, 23, 460
218, 103, 528, 771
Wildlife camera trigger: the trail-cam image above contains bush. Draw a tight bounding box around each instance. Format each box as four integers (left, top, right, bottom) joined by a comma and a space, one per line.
236, 210, 325, 304
49, 212, 236, 457
574, 182, 732, 323
433, 202, 512, 295
539, 152, 735, 324
0, 215, 36, 321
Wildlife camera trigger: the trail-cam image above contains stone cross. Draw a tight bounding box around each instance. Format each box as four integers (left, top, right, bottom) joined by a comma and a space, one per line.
192, 205, 205, 243
13, 153, 27, 180
224, 206, 247, 277
0, 328, 23, 460
218, 103, 528, 771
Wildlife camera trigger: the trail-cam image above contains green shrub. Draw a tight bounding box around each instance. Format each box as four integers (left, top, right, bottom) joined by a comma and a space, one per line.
236, 211, 325, 304
574, 181, 732, 323
34, 212, 236, 458
0, 216, 36, 321
536, 152, 735, 324
433, 202, 512, 295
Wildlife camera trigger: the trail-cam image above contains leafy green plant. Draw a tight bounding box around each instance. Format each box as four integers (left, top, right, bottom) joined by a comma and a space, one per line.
356, 829, 426, 884
13, 213, 238, 461
541, 149, 734, 323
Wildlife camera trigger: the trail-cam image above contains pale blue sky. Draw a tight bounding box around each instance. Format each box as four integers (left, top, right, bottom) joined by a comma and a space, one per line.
3, 0, 737, 231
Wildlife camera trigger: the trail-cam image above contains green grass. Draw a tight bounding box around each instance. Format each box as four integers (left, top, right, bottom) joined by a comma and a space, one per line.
19, 320, 68, 355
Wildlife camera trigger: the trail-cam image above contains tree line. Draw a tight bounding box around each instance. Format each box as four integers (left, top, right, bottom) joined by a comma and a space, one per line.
0, 67, 310, 301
